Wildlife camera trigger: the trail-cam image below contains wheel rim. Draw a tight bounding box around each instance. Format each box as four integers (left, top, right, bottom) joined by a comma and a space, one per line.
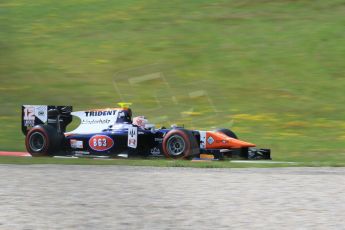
167, 135, 186, 156
29, 132, 46, 152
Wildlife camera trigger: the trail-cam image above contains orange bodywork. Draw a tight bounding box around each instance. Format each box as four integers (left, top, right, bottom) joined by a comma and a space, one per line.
201, 131, 256, 149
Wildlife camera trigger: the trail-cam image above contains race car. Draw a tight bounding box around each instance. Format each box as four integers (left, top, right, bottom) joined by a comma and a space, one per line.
21, 103, 271, 160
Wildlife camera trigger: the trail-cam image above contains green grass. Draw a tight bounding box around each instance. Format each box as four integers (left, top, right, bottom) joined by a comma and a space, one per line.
1, 0, 344, 166
2, 156, 345, 168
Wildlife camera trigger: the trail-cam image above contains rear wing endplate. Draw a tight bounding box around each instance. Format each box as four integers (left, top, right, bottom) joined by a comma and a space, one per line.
21, 105, 73, 135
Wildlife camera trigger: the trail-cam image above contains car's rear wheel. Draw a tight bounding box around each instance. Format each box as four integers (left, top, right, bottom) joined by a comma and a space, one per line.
29, 132, 46, 152
162, 129, 199, 159
25, 125, 63, 157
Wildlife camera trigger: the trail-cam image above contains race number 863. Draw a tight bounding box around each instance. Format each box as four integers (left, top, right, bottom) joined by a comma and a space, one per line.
93, 138, 107, 147
88, 135, 114, 151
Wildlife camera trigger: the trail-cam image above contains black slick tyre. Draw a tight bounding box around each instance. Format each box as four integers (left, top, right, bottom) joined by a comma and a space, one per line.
215, 128, 238, 159
215, 128, 238, 139
162, 129, 199, 159
25, 125, 63, 157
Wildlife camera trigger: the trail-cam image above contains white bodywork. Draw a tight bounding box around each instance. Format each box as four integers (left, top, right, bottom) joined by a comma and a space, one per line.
199, 131, 206, 148
66, 110, 119, 134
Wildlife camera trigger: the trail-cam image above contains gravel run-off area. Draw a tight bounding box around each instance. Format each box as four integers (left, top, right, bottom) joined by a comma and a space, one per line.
0, 165, 345, 230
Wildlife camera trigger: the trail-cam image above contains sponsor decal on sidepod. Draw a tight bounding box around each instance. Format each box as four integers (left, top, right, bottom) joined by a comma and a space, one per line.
128, 126, 138, 148
150, 147, 161, 155
88, 135, 114, 151
70, 139, 83, 149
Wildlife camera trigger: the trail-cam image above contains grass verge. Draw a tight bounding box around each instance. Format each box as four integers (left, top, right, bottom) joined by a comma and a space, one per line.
1, 156, 345, 168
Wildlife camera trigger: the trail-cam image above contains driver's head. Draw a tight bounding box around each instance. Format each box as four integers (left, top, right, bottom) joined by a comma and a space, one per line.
133, 116, 148, 129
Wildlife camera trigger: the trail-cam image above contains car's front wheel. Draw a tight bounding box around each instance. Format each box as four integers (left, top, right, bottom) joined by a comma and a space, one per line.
215, 128, 238, 139
162, 129, 199, 159
214, 128, 239, 159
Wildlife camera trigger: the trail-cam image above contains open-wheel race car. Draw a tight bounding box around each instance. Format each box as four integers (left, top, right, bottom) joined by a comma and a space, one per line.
21, 103, 271, 160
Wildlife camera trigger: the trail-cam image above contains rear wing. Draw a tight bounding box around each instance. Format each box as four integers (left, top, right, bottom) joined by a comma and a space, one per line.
21, 105, 73, 135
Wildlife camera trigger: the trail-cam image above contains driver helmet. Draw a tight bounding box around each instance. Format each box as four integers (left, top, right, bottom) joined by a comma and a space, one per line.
133, 116, 148, 129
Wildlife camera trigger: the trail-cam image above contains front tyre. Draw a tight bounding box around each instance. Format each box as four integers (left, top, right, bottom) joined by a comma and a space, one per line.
215, 128, 238, 139
25, 125, 63, 157
162, 129, 199, 159
215, 128, 238, 159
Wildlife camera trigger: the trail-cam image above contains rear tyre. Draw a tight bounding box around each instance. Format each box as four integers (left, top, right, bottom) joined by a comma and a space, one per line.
162, 129, 199, 159
25, 125, 63, 157
215, 128, 238, 139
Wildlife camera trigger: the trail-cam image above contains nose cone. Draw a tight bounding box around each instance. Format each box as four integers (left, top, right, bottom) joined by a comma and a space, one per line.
227, 137, 256, 148
204, 131, 256, 149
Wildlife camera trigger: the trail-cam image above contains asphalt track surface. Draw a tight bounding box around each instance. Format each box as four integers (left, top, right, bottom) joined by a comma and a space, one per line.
1, 165, 345, 230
